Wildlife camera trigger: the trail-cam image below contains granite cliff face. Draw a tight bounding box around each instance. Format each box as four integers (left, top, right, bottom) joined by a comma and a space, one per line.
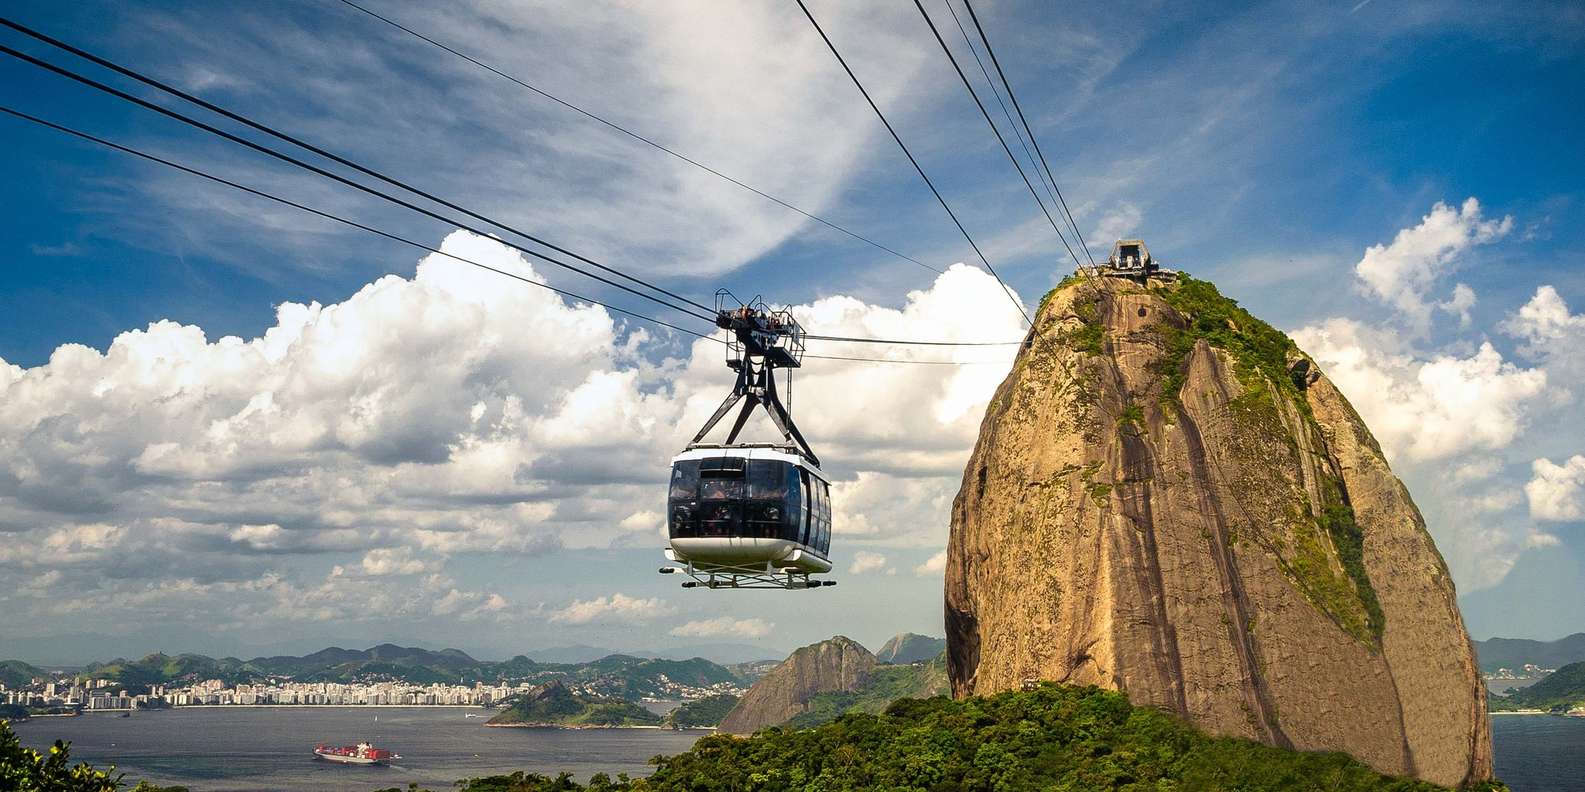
717, 636, 874, 734
944, 275, 1492, 787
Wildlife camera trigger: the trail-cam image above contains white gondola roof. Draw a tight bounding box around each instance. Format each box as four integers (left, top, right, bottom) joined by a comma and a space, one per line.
672, 445, 829, 483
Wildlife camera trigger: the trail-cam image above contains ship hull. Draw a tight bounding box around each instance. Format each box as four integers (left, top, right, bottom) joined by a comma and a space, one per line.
315, 751, 382, 765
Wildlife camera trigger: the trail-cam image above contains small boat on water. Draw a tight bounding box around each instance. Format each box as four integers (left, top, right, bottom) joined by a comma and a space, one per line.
313, 742, 400, 765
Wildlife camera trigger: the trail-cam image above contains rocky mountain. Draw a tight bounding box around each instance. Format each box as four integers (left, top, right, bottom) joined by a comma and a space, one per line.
1489, 661, 1585, 712
785, 651, 949, 728
944, 274, 1491, 788
1475, 633, 1585, 672
717, 636, 875, 734
485, 680, 659, 727
874, 633, 947, 665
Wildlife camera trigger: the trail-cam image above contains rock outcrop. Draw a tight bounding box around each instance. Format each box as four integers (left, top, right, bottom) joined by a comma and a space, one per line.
875, 633, 948, 665
717, 636, 874, 734
944, 275, 1492, 787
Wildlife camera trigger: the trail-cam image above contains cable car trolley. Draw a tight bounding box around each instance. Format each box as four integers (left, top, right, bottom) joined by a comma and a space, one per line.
659, 291, 835, 591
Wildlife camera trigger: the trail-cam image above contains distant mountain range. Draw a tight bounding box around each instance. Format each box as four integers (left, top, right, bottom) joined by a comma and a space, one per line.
523, 643, 782, 665
1473, 633, 1585, 672
11, 644, 747, 699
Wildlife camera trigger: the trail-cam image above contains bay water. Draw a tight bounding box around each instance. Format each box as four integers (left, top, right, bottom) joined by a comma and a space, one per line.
11, 707, 1582, 791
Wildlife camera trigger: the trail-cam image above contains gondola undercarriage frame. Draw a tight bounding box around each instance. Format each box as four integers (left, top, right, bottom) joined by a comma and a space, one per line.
660, 554, 837, 590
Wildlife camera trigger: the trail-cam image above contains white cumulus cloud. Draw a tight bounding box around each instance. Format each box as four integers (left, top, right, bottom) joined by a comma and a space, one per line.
669, 617, 773, 639
849, 551, 892, 575
548, 593, 674, 625
1291, 319, 1546, 462
914, 549, 948, 576
1526, 456, 1585, 522
1353, 197, 1511, 332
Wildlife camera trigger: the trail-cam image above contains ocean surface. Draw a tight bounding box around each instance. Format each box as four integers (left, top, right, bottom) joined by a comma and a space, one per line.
11, 707, 705, 792
11, 708, 1583, 791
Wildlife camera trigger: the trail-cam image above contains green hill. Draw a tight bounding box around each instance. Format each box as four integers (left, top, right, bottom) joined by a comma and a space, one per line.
375, 684, 1509, 791
785, 651, 949, 728
486, 681, 660, 727
0, 660, 47, 689
1490, 660, 1585, 712
662, 694, 738, 728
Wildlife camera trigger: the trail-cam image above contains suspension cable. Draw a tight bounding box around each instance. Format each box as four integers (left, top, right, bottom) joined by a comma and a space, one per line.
0, 42, 715, 324
961, 0, 1097, 266
2, 106, 1010, 366
0, 105, 718, 340
0, 16, 718, 315
792, 0, 1031, 328
909, 0, 1084, 272
332, 0, 941, 275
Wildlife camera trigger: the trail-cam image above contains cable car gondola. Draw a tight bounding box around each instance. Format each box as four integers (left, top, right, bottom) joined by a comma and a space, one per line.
659, 292, 836, 590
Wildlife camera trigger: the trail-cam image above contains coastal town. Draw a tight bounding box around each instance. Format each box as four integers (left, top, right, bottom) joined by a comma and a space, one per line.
1, 674, 743, 715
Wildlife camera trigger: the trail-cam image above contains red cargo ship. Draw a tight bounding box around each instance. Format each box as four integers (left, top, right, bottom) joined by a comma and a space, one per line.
313, 741, 400, 765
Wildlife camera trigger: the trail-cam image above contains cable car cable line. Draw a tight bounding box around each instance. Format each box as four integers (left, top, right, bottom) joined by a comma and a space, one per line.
792, 0, 1031, 328
909, 0, 1084, 273
0, 16, 717, 317
0, 105, 723, 343
961, 0, 1097, 267
938, 0, 1062, 228
805, 334, 1014, 346
0, 41, 717, 324
332, 0, 942, 276
2, 104, 1013, 367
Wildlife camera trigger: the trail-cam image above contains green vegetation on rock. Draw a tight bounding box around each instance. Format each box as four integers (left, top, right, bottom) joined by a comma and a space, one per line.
1489, 661, 1585, 712
663, 694, 738, 728
784, 652, 948, 729
1147, 274, 1304, 412
380, 685, 1506, 792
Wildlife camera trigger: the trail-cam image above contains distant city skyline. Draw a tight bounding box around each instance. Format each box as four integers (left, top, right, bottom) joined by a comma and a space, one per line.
2, 0, 1583, 655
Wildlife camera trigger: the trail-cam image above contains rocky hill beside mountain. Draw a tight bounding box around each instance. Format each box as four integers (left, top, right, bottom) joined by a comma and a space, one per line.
785, 651, 948, 728
944, 274, 1491, 788
717, 636, 875, 734
874, 633, 947, 664
485, 680, 659, 727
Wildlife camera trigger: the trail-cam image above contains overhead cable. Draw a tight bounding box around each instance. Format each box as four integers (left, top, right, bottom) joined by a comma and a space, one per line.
0, 41, 715, 324
333, 0, 942, 275
910, 0, 1084, 272
2, 106, 1001, 367
806, 334, 1018, 346
939, 0, 1059, 218
792, 0, 1031, 328
961, 0, 1097, 266
0, 105, 720, 341
0, 16, 717, 316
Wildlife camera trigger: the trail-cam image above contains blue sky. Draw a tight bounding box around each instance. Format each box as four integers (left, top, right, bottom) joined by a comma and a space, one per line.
1, 0, 1583, 664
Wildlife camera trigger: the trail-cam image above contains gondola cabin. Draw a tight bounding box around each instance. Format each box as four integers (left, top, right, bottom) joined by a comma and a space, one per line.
665, 445, 832, 576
